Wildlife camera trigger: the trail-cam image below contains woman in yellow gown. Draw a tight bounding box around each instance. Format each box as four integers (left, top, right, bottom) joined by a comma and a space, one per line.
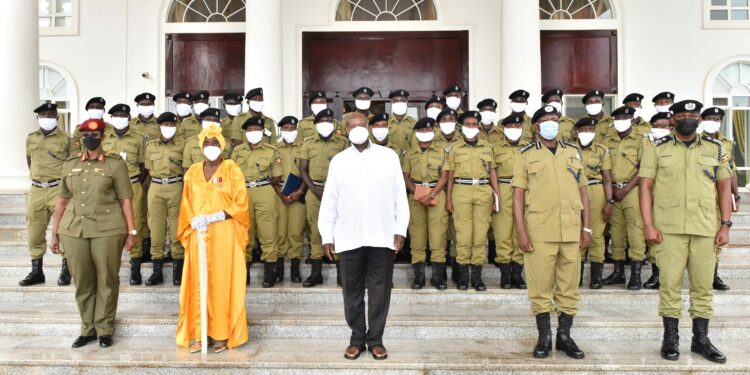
176, 125, 250, 353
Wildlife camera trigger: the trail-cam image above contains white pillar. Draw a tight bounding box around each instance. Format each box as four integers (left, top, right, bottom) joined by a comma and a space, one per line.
245, 0, 283, 120
499, 0, 542, 114
0, 0, 38, 193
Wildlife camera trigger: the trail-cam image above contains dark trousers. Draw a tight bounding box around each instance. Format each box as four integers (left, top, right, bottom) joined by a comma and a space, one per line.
339, 246, 395, 348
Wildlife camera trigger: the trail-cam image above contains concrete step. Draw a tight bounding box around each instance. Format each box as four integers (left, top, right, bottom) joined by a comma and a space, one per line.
1, 336, 748, 374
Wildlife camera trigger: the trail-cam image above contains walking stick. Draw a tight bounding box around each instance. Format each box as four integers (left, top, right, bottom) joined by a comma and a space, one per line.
198, 229, 208, 354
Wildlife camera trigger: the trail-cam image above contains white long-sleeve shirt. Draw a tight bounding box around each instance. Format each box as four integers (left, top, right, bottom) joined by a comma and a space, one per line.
318, 142, 410, 253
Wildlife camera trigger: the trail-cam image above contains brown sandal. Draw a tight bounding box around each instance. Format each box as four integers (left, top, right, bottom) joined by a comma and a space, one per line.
213, 340, 228, 353
189, 342, 202, 353
344, 344, 366, 360
369, 345, 388, 360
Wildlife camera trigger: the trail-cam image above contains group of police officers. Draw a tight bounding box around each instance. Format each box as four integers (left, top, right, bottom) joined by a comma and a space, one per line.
23, 84, 736, 362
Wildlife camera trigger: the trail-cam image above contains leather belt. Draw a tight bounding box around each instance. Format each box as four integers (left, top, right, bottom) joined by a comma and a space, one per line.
152, 176, 183, 184
588, 179, 602, 186
312, 180, 326, 188
454, 178, 489, 186
497, 177, 513, 184
612, 182, 628, 189
130, 175, 140, 184
246, 178, 271, 188
31, 179, 60, 188
412, 180, 438, 188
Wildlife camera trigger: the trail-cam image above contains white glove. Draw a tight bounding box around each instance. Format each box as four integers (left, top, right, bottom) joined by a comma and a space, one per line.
190, 215, 208, 232
205, 211, 226, 225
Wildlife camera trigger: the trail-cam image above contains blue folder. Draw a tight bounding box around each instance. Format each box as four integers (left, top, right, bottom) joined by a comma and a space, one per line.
281, 173, 305, 204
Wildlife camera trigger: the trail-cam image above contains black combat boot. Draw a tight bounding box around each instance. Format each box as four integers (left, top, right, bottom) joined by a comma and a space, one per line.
603, 260, 626, 285
58, 258, 71, 286
556, 313, 585, 359
274, 257, 285, 284
411, 262, 425, 290
129, 257, 142, 285
589, 262, 603, 289
661, 317, 680, 361
487, 240, 497, 267
644, 264, 660, 289
712, 264, 730, 291
510, 262, 527, 289
141, 237, 152, 262
470, 265, 486, 291
456, 265, 469, 290
262, 262, 275, 288
691, 317, 726, 363
145, 259, 164, 286
173, 259, 184, 286
627, 261, 642, 290
19, 259, 45, 286
533, 313, 552, 358
303, 259, 323, 288
246, 261, 252, 285
451, 260, 460, 284
290, 258, 302, 283
430, 262, 447, 290
499, 263, 512, 289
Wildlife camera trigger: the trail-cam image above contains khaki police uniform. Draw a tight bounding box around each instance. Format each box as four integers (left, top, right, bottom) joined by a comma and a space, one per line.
129, 116, 160, 142
230, 112, 277, 144
389, 114, 417, 151
713, 133, 736, 261
491, 138, 527, 265
144, 138, 185, 260
220, 116, 235, 141
593, 115, 615, 143
580, 142, 611, 263
276, 138, 307, 261
436, 137, 463, 259
176, 114, 201, 141
558, 116, 576, 142
479, 125, 505, 145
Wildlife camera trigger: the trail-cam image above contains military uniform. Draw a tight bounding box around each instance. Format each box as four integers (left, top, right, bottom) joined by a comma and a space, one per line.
176, 114, 201, 141
276, 137, 307, 264
230, 112, 278, 144
144, 138, 185, 262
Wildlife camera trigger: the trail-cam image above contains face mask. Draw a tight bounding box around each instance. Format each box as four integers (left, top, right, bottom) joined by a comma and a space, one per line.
372, 127, 389, 142
651, 128, 671, 139
355, 99, 371, 111
578, 132, 596, 146
480, 111, 496, 126
38, 118, 57, 131
426, 107, 442, 120
281, 130, 298, 143
614, 119, 632, 133
415, 131, 435, 143
462, 126, 480, 139
160, 125, 177, 139
539, 120, 559, 140
137, 105, 155, 118
316, 122, 335, 137
88, 109, 105, 119
245, 130, 263, 144
225, 104, 242, 117
675, 118, 699, 136
503, 127, 522, 142
633, 107, 642, 119
348, 126, 369, 145
110, 117, 129, 130
202, 120, 220, 129
249, 100, 264, 113
510, 102, 527, 113
82, 135, 102, 151
701, 120, 721, 134
655, 105, 671, 113
193, 103, 209, 115
585, 103, 603, 116
547, 101, 562, 113
392, 102, 408, 116
440, 122, 456, 135
203, 145, 222, 161
311, 103, 327, 115
446, 96, 461, 110
176, 103, 192, 117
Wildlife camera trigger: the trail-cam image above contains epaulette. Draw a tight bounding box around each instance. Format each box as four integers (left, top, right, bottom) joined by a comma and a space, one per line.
702, 135, 722, 147
560, 139, 579, 149
654, 135, 672, 147
303, 136, 314, 142
520, 142, 537, 154
105, 153, 123, 160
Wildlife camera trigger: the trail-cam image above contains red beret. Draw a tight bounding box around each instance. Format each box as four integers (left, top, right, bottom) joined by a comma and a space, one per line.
80, 119, 106, 132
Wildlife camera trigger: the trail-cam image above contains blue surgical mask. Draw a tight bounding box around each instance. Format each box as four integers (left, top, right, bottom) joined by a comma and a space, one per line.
539, 120, 559, 140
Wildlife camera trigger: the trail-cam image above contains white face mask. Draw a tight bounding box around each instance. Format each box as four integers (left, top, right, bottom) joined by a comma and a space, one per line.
348, 126, 369, 145
651, 128, 671, 139
355, 99, 371, 111
440, 121, 456, 135
372, 127, 390, 142
203, 145, 222, 161
110, 117, 129, 130
426, 107, 442, 120
614, 119, 632, 133
701, 120, 721, 134
633, 107, 642, 119
249, 100, 264, 113
225, 104, 242, 117
160, 125, 177, 139
510, 102, 527, 113
446, 96, 461, 110
316, 122, 335, 137
547, 101, 562, 113
137, 105, 155, 118
175, 103, 192, 117
392, 102, 408, 116
655, 104, 671, 113
480, 111, 496, 126
462, 126, 480, 139
503, 127, 523, 142
310, 103, 327, 115
202, 120, 221, 129
578, 132, 596, 146
88, 109, 105, 119
245, 130, 264, 144
585, 103, 603, 116
281, 130, 298, 143
193, 103, 210, 115
415, 131, 435, 143
539, 121, 559, 140
38, 118, 57, 131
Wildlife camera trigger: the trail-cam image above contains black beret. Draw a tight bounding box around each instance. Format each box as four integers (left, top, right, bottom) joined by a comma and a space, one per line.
315, 108, 334, 123
652, 92, 675, 103
611, 106, 636, 117
670, 100, 703, 114
413, 117, 436, 130
425, 95, 444, 109
242, 116, 265, 130
308, 91, 326, 104
622, 93, 644, 104
477, 98, 498, 110
701, 107, 725, 119
199, 108, 221, 118
85, 97, 106, 109
352, 87, 374, 97
443, 85, 462, 96
541, 88, 563, 103
501, 114, 524, 125
581, 90, 604, 104
278, 116, 299, 127
223, 93, 243, 102
531, 105, 559, 123
575, 117, 598, 128
458, 110, 481, 124
369, 112, 389, 125
508, 89, 530, 101
193, 91, 210, 101
157, 112, 177, 124
436, 108, 458, 122
245, 87, 263, 99
34, 103, 58, 113
134, 92, 155, 103
650, 112, 672, 124
172, 92, 192, 101
108, 104, 131, 115
388, 89, 409, 99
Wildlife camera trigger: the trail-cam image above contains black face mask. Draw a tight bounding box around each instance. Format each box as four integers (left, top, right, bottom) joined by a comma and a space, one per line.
675, 118, 699, 136
82, 135, 102, 151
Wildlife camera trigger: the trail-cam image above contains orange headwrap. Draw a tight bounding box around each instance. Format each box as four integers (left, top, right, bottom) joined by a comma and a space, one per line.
198, 124, 225, 151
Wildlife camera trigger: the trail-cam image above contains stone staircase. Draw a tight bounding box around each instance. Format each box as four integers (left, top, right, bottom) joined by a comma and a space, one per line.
1, 193, 750, 374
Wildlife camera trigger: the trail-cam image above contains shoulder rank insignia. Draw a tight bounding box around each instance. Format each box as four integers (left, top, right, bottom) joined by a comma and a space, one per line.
520, 143, 537, 154
654, 135, 672, 146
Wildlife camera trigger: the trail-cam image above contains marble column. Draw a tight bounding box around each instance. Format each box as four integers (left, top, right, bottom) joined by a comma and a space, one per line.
245, 0, 283, 120
500, 0, 542, 114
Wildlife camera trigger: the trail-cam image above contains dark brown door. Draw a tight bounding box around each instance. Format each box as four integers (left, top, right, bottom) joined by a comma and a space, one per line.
302, 31, 469, 119
540, 30, 617, 95
165, 33, 245, 97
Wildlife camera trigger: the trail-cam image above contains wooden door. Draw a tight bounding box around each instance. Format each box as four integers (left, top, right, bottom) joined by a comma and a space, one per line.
540, 30, 618, 95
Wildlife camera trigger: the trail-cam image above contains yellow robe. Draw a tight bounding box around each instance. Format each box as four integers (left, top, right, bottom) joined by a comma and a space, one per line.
176, 159, 250, 349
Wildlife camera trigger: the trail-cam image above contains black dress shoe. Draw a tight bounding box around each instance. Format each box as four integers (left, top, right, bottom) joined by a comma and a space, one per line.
72, 335, 97, 348
99, 335, 113, 348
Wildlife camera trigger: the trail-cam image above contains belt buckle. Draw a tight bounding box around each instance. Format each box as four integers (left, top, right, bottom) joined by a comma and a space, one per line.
248, 181, 257, 188
472, 178, 480, 185
420, 182, 430, 187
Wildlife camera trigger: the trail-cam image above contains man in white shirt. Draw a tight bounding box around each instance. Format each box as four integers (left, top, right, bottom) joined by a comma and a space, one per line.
318, 112, 410, 361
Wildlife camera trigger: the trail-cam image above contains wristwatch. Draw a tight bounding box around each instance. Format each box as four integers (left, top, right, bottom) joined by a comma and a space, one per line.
720, 220, 733, 228
129, 229, 138, 236
607, 198, 616, 204
429, 191, 436, 199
